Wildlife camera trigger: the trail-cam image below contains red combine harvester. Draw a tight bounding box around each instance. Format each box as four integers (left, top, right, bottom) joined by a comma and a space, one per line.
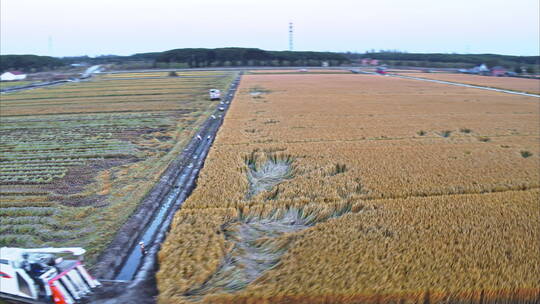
0, 247, 101, 304
375, 67, 387, 74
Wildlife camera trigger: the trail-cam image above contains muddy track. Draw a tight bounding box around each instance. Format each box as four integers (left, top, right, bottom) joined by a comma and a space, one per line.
1, 79, 79, 93
87, 73, 242, 303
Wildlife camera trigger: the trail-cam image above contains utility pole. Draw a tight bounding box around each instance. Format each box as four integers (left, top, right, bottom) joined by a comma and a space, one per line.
289, 22, 293, 51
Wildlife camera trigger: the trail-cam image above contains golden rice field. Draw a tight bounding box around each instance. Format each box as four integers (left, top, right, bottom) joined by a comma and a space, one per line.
0, 72, 236, 263
158, 73, 539, 303
248, 69, 350, 74
397, 72, 540, 94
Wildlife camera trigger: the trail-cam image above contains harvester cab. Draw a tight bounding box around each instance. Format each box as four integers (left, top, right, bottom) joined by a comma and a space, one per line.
209, 89, 221, 101
0, 247, 101, 304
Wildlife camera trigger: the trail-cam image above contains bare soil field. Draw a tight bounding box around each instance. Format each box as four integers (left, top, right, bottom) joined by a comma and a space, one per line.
157, 74, 539, 303
397, 72, 540, 94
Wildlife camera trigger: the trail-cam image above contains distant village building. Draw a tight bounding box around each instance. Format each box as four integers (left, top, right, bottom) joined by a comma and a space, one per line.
471, 64, 490, 74
70, 63, 89, 67
361, 58, 379, 66
0, 71, 27, 81
459, 64, 490, 75
490, 66, 507, 77
459, 64, 511, 77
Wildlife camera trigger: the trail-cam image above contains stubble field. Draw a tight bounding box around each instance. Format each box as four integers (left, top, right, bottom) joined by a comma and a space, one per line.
0, 71, 236, 263
158, 73, 539, 303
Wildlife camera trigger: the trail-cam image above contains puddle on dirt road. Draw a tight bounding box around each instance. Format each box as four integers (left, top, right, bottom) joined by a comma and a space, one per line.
184, 204, 356, 299
115, 122, 216, 281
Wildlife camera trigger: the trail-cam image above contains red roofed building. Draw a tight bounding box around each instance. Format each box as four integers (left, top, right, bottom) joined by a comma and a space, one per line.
361, 58, 380, 66
490, 66, 507, 77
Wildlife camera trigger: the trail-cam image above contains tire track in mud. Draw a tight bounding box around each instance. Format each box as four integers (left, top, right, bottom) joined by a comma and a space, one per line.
88, 73, 242, 303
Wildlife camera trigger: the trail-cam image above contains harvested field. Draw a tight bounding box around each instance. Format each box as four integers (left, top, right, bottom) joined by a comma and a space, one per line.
0, 80, 34, 89
1, 77, 230, 116
100, 71, 229, 79
396, 72, 540, 94
157, 73, 539, 303
0, 71, 237, 263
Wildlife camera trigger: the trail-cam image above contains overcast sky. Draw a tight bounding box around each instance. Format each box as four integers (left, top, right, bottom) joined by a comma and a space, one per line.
1, 0, 538, 57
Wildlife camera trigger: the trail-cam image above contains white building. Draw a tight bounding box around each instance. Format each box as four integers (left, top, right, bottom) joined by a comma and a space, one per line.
0, 71, 27, 81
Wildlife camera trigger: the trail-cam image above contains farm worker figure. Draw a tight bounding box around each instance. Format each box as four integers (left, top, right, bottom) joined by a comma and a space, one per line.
29, 262, 46, 290
139, 242, 147, 255
30, 261, 44, 277
20, 253, 31, 271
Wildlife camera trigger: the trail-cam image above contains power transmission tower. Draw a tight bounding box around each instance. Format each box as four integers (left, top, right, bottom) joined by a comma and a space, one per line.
289, 22, 293, 51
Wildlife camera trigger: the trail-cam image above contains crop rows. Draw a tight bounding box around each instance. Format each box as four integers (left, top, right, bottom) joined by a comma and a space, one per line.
0, 115, 142, 184
99, 71, 228, 79
157, 73, 539, 303
0, 71, 237, 261
0, 76, 229, 116
0, 80, 34, 89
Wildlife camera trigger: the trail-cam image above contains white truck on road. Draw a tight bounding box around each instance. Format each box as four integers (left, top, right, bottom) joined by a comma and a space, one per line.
209, 89, 221, 101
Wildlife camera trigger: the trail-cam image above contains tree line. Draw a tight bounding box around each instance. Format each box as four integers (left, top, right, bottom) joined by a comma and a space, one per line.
1, 48, 538, 72
154, 48, 349, 67
0, 48, 348, 72
347, 51, 539, 68
0, 55, 64, 73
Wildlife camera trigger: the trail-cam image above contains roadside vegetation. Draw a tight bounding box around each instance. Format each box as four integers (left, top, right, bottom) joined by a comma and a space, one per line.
0, 71, 237, 263
158, 73, 539, 303
0, 54, 63, 73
